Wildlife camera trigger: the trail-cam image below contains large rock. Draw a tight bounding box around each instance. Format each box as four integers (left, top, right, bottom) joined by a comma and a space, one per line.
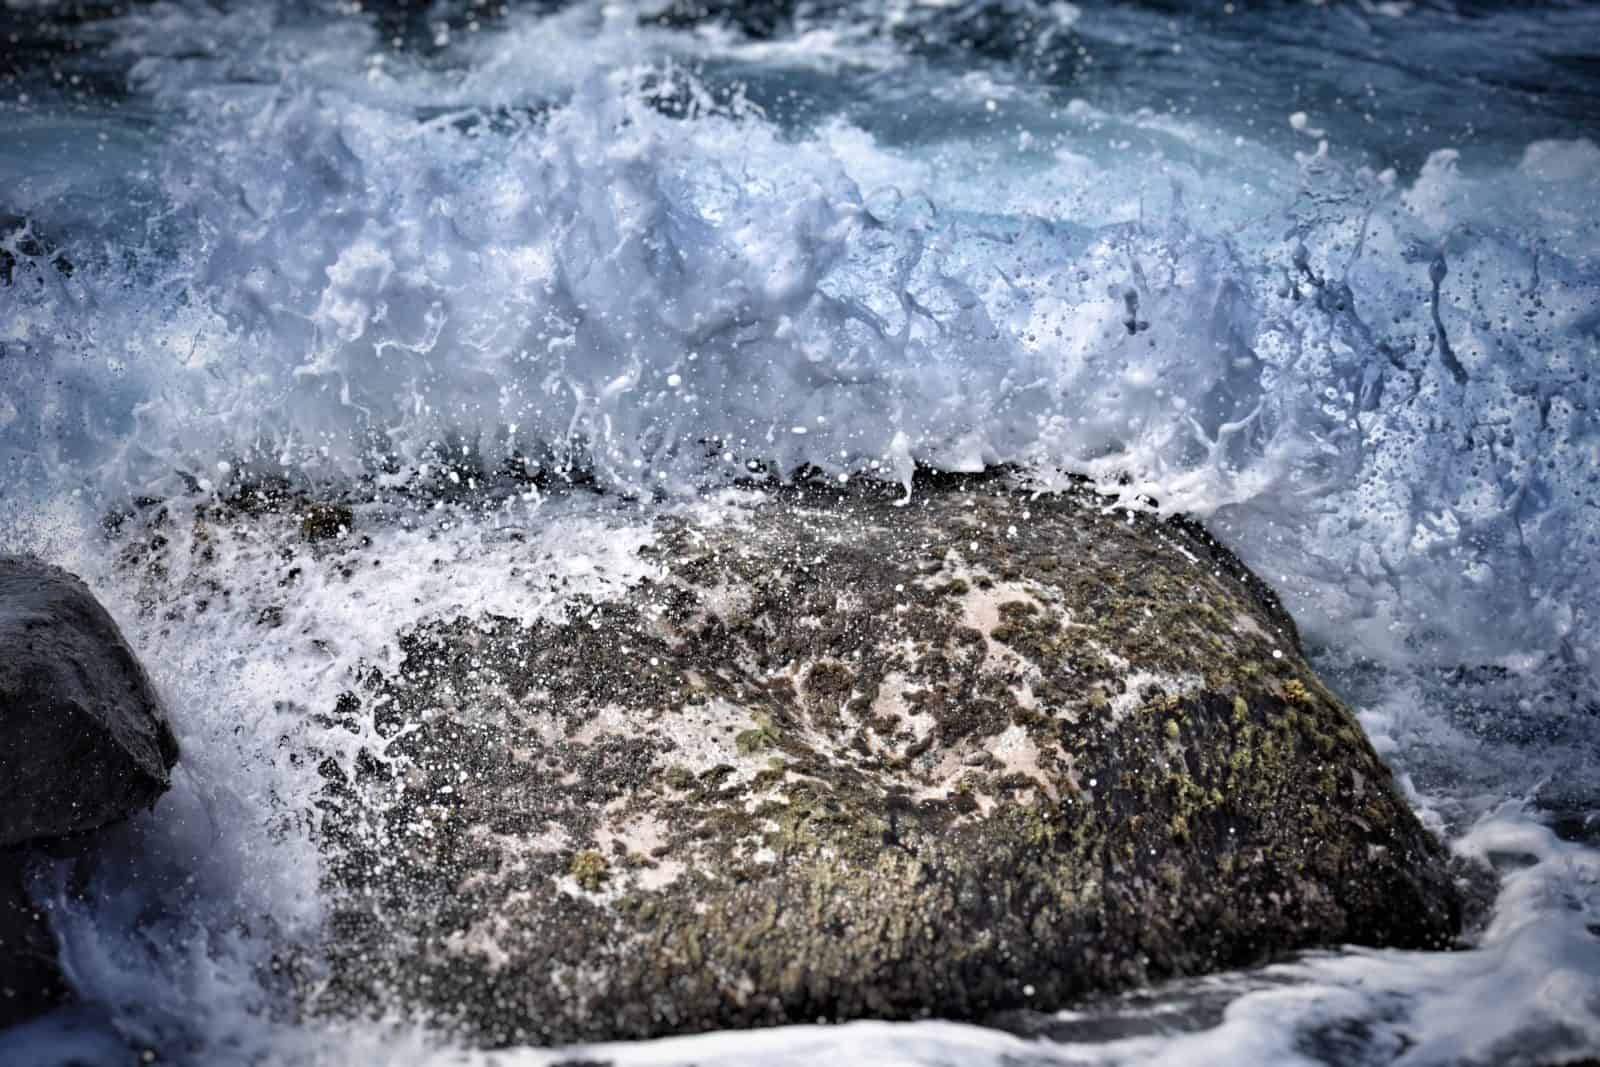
316, 475, 1462, 1045
0, 556, 180, 848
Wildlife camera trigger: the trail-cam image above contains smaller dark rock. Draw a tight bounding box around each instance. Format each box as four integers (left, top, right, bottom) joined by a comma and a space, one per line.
0, 556, 180, 848
0, 556, 180, 1027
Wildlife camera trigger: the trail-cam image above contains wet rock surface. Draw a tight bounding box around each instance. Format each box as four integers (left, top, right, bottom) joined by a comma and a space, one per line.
297, 473, 1464, 1046
0, 556, 180, 847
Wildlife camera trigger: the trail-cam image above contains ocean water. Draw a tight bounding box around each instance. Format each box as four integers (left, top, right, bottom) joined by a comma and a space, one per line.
1, 1, 1598, 1063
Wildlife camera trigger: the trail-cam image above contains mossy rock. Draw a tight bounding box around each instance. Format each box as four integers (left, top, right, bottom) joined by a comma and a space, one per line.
316, 474, 1461, 1045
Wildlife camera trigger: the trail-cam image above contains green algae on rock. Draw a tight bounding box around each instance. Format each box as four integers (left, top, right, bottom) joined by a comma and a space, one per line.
314, 474, 1462, 1045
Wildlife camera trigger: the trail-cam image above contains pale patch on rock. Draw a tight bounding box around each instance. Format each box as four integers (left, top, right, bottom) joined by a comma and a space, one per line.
596, 813, 686, 889
1108, 670, 1203, 722
654, 696, 757, 775
870, 669, 936, 743
456, 822, 572, 894
443, 895, 532, 973
913, 748, 972, 803
571, 704, 642, 745
987, 722, 1057, 799
1232, 611, 1268, 640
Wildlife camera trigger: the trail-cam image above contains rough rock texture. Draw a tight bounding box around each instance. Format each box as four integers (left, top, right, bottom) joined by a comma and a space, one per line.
0, 555, 180, 847
316, 475, 1462, 1045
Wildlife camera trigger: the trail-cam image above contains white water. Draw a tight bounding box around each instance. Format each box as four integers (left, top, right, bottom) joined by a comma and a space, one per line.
2, 1, 1598, 1063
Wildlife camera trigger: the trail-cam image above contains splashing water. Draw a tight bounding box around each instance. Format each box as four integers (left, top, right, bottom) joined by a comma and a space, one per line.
2, 1, 1598, 1064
